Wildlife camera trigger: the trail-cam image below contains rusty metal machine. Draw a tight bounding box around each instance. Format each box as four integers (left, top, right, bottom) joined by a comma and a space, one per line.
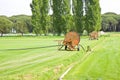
89, 31, 98, 40
58, 31, 80, 51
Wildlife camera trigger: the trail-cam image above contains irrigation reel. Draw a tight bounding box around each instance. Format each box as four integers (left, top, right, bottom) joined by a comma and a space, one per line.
57, 31, 90, 52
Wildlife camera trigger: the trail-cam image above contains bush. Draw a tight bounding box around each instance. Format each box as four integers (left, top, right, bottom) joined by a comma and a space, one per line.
82, 30, 88, 36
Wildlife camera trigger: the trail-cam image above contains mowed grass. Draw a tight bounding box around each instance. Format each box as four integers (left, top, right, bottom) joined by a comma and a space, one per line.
64, 33, 120, 80
0, 36, 86, 80
0, 33, 120, 80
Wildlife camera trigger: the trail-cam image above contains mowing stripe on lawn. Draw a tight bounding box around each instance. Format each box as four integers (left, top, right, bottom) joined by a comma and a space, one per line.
58, 38, 107, 80
0, 49, 77, 75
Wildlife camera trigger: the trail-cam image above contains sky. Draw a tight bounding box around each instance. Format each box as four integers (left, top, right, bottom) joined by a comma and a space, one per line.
0, 0, 32, 17
0, 0, 120, 17
100, 0, 120, 14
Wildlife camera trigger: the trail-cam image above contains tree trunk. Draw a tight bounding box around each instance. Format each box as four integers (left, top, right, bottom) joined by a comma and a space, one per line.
1, 32, 3, 37
21, 33, 24, 36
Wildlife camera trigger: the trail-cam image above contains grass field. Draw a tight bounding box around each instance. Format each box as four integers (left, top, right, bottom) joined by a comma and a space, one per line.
0, 33, 120, 80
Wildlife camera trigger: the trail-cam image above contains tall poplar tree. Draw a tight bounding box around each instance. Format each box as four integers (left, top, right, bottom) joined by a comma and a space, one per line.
30, 0, 49, 35
61, 0, 71, 34
85, 0, 101, 33
41, 0, 49, 35
73, 0, 84, 34
30, 0, 42, 35
52, 0, 65, 35
52, 0, 76, 35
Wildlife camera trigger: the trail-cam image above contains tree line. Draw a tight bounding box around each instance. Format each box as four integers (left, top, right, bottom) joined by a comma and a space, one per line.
30, 0, 101, 36
1, 12, 120, 37
0, 0, 101, 36
1, 1, 120, 36
0, 15, 32, 36
101, 12, 120, 32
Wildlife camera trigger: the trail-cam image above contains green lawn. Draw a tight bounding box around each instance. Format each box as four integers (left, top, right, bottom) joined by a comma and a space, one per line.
0, 36, 84, 80
64, 33, 120, 80
0, 33, 120, 80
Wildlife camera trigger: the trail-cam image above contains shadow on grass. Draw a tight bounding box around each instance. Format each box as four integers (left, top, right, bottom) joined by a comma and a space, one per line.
0, 45, 59, 51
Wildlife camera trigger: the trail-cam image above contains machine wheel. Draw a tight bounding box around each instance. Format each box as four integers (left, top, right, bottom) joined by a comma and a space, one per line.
65, 45, 67, 50
77, 44, 80, 51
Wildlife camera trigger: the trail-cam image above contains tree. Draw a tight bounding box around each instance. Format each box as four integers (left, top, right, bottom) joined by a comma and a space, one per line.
30, 0, 42, 36
63, 0, 75, 34
73, 0, 84, 34
0, 16, 13, 36
85, 0, 101, 33
116, 15, 120, 31
30, 0, 49, 36
65, 14, 75, 32
40, 0, 49, 35
101, 13, 118, 31
52, 0, 71, 35
52, 0, 62, 35
9, 15, 33, 35
30, 0, 102, 35
25, 17, 33, 33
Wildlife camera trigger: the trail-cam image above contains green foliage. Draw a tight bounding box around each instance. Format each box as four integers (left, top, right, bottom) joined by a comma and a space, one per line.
73, 0, 84, 34
52, 0, 67, 35
85, 0, 101, 33
9, 15, 32, 35
30, 0, 42, 35
101, 13, 120, 31
40, 0, 49, 35
30, 0, 101, 35
104, 12, 117, 15
30, 0, 49, 36
82, 30, 88, 36
61, 0, 71, 34
65, 14, 75, 32
0, 16, 13, 36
